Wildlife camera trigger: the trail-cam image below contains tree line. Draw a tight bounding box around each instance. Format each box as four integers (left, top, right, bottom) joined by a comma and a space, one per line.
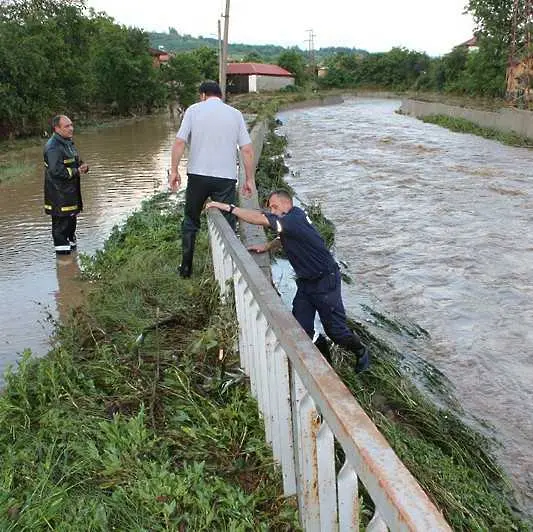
0, 0, 521, 139
0, 0, 222, 138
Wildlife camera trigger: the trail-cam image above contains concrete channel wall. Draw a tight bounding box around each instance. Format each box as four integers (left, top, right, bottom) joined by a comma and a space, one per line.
400, 98, 533, 139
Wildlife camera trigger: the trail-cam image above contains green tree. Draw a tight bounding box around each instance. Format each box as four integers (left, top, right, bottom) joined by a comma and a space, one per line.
160, 52, 202, 109
91, 20, 161, 113
458, 38, 507, 96
0, 1, 93, 134
467, 0, 514, 43
242, 51, 263, 63
319, 53, 359, 87
190, 46, 219, 80
0, 0, 85, 21
440, 46, 469, 91
277, 49, 307, 86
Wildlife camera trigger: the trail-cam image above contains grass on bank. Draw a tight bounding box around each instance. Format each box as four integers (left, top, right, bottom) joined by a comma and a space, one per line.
0, 193, 299, 531
0, 138, 41, 184
421, 114, 533, 148
251, 114, 531, 531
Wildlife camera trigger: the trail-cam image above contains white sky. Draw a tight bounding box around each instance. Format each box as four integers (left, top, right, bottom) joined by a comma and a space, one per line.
85, 0, 475, 57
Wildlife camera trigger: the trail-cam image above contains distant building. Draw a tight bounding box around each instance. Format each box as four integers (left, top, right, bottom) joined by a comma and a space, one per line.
317, 65, 328, 78
227, 63, 295, 93
149, 47, 170, 68
456, 36, 478, 52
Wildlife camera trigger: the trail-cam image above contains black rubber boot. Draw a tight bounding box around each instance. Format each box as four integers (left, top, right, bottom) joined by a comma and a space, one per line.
314, 334, 332, 363
179, 231, 196, 278
339, 334, 371, 373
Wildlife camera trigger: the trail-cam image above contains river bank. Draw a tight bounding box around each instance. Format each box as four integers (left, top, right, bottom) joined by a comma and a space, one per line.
399, 98, 533, 146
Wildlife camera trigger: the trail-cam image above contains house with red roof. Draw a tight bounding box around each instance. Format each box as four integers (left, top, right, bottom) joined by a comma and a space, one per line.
149, 47, 171, 68
227, 63, 295, 93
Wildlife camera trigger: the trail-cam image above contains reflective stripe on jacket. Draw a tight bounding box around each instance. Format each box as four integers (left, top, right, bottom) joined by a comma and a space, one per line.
43, 133, 84, 216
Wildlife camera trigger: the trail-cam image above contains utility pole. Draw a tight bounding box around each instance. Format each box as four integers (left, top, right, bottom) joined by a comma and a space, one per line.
305, 29, 316, 78
220, 0, 230, 100
218, 18, 223, 87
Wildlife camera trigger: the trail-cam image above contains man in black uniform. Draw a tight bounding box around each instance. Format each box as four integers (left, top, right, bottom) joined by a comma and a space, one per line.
44, 115, 89, 255
205, 189, 370, 372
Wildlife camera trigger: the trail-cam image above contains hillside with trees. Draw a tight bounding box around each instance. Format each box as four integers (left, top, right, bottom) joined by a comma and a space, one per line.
149, 28, 367, 63
0, 0, 525, 139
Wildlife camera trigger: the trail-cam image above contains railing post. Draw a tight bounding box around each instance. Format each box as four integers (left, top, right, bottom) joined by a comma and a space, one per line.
292, 370, 321, 530
233, 271, 249, 372
273, 343, 297, 495
337, 461, 359, 531
265, 327, 280, 459
317, 421, 338, 530
244, 289, 258, 398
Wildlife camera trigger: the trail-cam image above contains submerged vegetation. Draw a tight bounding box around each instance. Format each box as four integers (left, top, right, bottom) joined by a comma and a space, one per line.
0, 194, 299, 530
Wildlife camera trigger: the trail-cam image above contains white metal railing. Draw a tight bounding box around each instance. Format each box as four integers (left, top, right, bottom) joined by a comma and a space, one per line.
208, 210, 451, 532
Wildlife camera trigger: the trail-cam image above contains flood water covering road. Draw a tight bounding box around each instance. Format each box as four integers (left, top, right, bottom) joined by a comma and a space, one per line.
0, 114, 180, 380
277, 98, 533, 514
0, 99, 532, 514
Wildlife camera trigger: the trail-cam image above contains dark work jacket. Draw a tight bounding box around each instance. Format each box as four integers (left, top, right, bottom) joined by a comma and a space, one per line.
264, 206, 338, 280
43, 133, 83, 216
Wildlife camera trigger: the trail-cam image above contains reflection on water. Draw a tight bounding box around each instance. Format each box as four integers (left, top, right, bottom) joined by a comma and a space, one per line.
54, 253, 84, 323
0, 114, 182, 381
279, 98, 533, 514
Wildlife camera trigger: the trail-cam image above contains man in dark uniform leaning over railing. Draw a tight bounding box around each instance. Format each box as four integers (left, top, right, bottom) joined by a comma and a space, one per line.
205, 189, 370, 373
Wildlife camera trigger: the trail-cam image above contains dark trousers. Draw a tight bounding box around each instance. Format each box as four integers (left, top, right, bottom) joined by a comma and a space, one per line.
51, 215, 77, 254
183, 174, 237, 235
179, 174, 237, 276
292, 268, 363, 351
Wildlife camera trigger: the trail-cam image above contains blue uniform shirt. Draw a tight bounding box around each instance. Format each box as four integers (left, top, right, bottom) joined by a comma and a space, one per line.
264, 206, 338, 280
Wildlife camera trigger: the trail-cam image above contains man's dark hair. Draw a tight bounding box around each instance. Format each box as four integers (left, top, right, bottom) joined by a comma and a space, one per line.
50, 115, 63, 133
199, 80, 222, 97
267, 189, 293, 203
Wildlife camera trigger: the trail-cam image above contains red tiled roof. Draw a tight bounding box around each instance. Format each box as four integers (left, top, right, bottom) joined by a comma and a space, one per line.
457, 36, 477, 48
227, 62, 293, 77
149, 47, 169, 57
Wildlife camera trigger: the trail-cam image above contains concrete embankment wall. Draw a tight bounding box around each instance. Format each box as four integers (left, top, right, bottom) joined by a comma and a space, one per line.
400, 98, 533, 140
279, 95, 344, 111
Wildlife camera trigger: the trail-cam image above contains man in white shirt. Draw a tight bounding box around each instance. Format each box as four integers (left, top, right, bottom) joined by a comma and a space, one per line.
169, 80, 255, 277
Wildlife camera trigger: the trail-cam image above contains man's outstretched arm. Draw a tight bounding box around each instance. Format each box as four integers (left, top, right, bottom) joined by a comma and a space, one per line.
205, 201, 270, 227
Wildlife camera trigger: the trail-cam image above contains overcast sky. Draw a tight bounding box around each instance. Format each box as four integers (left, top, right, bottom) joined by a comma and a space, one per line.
85, 0, 474, 57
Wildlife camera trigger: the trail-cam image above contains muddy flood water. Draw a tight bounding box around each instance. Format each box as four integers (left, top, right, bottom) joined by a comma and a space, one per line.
277, 98, 533, 515
0, 99, 532, 515
0, 114, 181, 379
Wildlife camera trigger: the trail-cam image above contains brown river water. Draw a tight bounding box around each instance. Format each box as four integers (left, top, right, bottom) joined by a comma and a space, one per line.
0, 99, 532, 514
277, 98, 533, 515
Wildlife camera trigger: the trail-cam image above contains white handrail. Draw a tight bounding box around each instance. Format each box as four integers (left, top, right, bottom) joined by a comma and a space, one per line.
208, 210, 451, 532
